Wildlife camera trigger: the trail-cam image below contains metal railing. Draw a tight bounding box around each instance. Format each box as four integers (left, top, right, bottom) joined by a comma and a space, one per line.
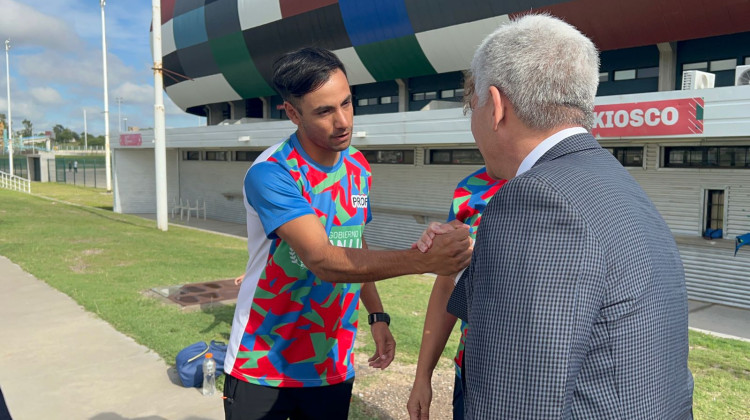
0, 170, 31, 193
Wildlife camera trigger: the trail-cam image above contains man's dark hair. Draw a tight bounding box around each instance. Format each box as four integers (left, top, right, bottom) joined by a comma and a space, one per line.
272, 47, 347, 107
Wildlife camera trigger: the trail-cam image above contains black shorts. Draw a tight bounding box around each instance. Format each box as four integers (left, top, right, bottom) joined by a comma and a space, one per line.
223, 374, 354, 420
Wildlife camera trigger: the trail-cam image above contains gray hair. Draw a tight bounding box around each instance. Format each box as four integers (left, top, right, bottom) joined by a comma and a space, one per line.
471, 14, 600, 130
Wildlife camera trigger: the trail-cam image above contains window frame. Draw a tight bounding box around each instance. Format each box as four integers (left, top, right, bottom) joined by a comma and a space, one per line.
426, 148, 484, 165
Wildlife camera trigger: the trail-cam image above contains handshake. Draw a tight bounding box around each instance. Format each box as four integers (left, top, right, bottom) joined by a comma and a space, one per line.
411, 220, 473, 277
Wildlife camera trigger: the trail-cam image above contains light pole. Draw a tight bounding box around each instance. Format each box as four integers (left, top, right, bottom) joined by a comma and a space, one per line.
83, 108, 88, 150
101, 0, 112, 192
123, 117, 127, 131
152, 0, 168, 231
4, 39, 13, 176
116, 96, 122, 132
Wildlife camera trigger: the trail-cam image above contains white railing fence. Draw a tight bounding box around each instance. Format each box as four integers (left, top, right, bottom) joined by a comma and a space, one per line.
0, 171, 31, 193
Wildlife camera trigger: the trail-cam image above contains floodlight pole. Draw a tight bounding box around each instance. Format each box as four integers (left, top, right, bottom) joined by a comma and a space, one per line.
116, 96, 122, 132
101, 0, 112, 192
152, 0, 168, 231
83, 108, 88, 149
5, 39, 13, 176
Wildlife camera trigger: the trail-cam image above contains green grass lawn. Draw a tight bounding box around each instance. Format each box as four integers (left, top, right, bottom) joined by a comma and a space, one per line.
1, 183, 749, 419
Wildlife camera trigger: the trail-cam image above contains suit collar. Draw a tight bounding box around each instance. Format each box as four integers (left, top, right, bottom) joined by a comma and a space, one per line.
516, 127, 588, 176
533, 131, 600, 167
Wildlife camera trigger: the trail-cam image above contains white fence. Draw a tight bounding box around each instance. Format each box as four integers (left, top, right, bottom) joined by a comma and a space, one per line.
0, 171, 31, 193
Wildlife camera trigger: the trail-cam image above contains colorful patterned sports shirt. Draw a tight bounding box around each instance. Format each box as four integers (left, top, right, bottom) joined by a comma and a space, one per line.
450, 167, 506, 377
225, 133, 372, 388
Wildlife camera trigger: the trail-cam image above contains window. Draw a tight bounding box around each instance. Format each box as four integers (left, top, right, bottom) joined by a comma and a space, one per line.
235, 151, 261, 162
606, 147, 643, 167
710, 58, 737, 72
424, 91, 437, 100
614, 69, 636, 81
454, 88, 465, 98
599, 72, 609, 82
205, 151, 227, 161
412, 92, 425, 101
704, 189, 725, 236
664, 146, 750, 168
361, 150, 415, 164
183, 151, 200, 161
428, 149, 484, 165
683, 62, 708, 71
380, 96, 392, 104
746, 57, 750, 65
357, 98, 368, 107
637, 67, 659, 79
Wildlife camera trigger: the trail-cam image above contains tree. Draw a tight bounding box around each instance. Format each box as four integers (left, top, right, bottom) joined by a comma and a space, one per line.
52, 124, 79, 143
21, 119, 32, 138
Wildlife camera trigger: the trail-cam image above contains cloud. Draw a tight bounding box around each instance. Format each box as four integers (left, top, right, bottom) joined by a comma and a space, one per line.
30, 87, 64, 105
0, 0, 84, 51
112, 82, 153, 104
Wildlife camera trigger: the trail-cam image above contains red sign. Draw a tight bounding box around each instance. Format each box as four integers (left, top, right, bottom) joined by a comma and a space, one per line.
119, 133, 142, 146
591, 98, 704, 138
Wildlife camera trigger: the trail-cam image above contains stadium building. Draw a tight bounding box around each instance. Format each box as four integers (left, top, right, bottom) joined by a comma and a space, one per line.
113, 0, 750, 308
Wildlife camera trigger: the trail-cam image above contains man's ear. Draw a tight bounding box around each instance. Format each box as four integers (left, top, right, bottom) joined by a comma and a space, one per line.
284, 101, 301, 126
489, 86, 504, 131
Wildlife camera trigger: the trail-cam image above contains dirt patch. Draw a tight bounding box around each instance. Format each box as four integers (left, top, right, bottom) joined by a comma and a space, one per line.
353, 353, 457, 420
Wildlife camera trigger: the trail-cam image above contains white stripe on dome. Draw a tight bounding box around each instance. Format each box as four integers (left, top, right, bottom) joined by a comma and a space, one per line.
161, 19, 177, 56
416, 15, 510, 74
238, 0, 282, 30
333, 47, 376, 86
165, 74, 242, 110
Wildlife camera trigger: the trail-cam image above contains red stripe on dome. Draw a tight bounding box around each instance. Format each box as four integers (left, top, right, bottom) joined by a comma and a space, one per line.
280, 0, 338, 19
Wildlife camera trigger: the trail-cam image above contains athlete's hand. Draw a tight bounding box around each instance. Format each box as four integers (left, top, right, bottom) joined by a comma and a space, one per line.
412, 220, 470, 253
368, 322, 395, 369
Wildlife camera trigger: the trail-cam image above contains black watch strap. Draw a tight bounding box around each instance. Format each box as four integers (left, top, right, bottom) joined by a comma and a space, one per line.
367, 312, 390, 326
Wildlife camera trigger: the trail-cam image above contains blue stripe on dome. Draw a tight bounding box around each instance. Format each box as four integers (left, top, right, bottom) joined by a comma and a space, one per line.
173, 7, 208, 49
339, 0, 414, 46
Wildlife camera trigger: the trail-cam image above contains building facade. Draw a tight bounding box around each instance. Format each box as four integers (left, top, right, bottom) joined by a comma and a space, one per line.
114, 0, 750, 308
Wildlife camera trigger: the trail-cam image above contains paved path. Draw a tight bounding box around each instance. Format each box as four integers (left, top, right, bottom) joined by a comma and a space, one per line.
2, 218, 749, 419
0, 256, 224, 420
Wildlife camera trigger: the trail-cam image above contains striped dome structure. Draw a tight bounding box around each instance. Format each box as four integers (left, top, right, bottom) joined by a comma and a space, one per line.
157, 0, 750, 115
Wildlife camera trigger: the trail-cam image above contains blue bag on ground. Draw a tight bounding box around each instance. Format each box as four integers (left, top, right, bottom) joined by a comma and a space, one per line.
175, 340, 227, 387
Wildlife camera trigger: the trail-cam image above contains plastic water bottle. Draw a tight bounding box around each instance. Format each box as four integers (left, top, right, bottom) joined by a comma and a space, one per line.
202, 353, 216, 396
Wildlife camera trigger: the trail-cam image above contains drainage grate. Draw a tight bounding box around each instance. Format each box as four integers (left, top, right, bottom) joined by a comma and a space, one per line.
164, 279, 240, 307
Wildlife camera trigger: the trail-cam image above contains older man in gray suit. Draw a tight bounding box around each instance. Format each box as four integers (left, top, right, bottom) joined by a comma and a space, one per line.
434, 14, 693, 419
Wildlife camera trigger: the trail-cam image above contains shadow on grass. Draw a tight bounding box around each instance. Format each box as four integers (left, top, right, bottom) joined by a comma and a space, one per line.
199, 303, 235, 341
350, 394, 395, 420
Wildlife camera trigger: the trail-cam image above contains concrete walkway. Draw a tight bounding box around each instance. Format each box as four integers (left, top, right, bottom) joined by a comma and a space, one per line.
2, 213, 749, 419
0, 256, 223, 420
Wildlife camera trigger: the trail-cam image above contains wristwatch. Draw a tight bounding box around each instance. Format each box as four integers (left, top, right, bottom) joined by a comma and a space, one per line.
367, 312, 390, 327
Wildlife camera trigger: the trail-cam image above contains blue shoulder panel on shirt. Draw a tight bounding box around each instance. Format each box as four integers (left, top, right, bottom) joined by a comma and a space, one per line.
245, 160, 314, 238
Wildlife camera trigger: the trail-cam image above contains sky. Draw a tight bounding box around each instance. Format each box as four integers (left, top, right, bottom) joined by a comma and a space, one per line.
0, 0, 203, 137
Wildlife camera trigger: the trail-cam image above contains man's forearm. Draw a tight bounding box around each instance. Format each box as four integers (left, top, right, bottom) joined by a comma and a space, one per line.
415, 276, 458, 379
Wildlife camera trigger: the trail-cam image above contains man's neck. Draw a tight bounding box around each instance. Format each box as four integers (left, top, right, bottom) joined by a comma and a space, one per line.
295, 131, 340, 167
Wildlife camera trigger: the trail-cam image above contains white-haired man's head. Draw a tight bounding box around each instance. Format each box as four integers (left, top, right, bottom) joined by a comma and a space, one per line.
470, 14, 600, 130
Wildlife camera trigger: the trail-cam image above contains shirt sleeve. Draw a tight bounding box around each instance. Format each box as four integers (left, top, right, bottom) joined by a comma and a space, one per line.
244, 161, 315, 239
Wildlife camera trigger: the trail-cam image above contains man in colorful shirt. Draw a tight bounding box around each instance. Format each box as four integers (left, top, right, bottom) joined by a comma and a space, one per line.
407, 167, 506, 420
224, 47, 473, 420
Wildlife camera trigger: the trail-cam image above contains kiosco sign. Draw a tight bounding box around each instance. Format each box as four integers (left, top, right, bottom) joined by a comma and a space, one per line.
591, 98, 704, 138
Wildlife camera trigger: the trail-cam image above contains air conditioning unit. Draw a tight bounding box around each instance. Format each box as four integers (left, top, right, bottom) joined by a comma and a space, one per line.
735, 65, 750, 86
681, 70, 715, 90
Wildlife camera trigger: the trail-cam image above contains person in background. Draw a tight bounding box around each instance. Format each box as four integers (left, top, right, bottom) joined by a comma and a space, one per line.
407, 165, 505, 420
223, 47, 472, 420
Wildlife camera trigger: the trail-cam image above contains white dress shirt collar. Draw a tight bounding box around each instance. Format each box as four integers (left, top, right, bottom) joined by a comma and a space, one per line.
515, 127, 588, 177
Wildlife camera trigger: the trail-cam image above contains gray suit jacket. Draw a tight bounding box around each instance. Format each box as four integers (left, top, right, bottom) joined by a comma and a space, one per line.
449, 133, 693, 419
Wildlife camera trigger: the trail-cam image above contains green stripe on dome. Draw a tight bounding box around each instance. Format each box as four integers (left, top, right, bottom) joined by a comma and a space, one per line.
208, 32, 276, 98
354, 34, 436, 81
